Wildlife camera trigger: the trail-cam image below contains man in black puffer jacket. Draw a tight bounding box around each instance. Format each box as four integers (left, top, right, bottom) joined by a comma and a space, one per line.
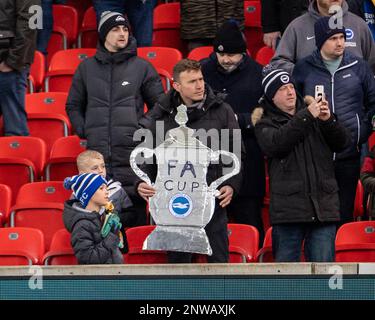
254, 68, 351, 262
66, 11, 164, 227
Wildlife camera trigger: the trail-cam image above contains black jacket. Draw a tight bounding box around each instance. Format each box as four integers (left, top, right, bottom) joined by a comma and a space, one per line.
261, 0, 309, 34
63, 200, 123, 264
66, 37, 164, 197
201, 53, 265, 197
137, 86, 244, 231
0, 0, 40, 71
254, 95, 351, 225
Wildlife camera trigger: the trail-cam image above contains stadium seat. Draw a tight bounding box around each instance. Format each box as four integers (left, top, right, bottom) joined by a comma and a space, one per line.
15, 182, 71, 205
45, 48, 96, 92
25, 92, 71, 153
45, 136, 87, 181
77, 6, 98, 48
354, 180, 364, 221
152, 3, 188, 55
256, 227, 273, 262
0, 227, 44, 265
255, 46, 275, 66
187, 46, 213, 61
137, 47, 183, 77
156, 67, 173, 92
125, 225, 168, 264
66, 0, 92, 28
43, 229, 77, 265
0, 184, 11, 227
335, 221, 375, 262
227, 224, 259, 262
28, 51, 46, 93
244, 1, 264, 57
0, 137, 47, 204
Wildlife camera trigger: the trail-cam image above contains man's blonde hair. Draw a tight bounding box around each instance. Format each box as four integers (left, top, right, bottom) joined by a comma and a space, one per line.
77, 150, 104, 172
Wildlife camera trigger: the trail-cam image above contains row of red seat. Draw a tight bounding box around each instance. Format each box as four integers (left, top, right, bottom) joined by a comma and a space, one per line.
0, 221, 374, 266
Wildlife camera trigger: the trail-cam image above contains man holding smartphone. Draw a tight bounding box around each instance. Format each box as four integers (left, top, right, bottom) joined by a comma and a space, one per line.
293, 16, 375, 225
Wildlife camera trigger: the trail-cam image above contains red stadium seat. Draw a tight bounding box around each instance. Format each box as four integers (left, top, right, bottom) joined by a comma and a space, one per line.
0, 184, 12, 227
244, 1, 264, 57
45, 136, 87, 181
45, 48, 96, 92
152, 3, 187, 55
15, 182, 71, 204
0, 227, 44, 265
28, 51, 46, 93
65, 0, 92, 28
156, 67, 173, 92
187, 46, 213, 61
227, 224, 259, 262
77, 6, 98, 48
43, 229, 77, 265
25, 92, 71, 154
335, 221, 375, 262
256, 227, 273, 262
255, 46, 275, 66
125, 225, 168, 264
137, 47, 182, 77
354, 180, 364, 221
0, 137, 47, 204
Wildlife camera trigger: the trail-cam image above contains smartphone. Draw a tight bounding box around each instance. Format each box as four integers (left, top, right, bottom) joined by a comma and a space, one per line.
315, 85, 325, 102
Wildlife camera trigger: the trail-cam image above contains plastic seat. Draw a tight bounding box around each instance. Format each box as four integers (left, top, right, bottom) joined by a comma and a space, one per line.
125, 226, 168, 264
354, 180, 364, 221
45, 48, 96, 92
138, 46, 182, 77
152, 3, 187, 55
65, 0, 92, 28
244, 1, 264, 57
0, 137, 47, 204
187, 46, 213, 61
0, 184, 12, 227
256, 227, 273, 262
28, 51, 46, 93
25, 92, 71, 154
15, 182, 72, 204
45, 136, 87, 181
227, 224, 259, 262
0, 227, 44, 265
43, 229, 77, 265
77, 6, 98, 48
156, 67, 173, 92
335, 221, 375, 262
255, 46, 275, 66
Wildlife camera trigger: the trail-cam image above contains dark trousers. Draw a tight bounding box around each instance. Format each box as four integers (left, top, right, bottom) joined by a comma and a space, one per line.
227, 195, 265, 245
334, 157, 360, 224
120, 197, 147, 227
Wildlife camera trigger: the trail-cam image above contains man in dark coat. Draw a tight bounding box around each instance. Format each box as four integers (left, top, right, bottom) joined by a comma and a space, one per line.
293, 16, 375, 224
253, 68, 350, 262
0, 0, 40, 136
136, 59, 244, 263
66, 11, 164, 227
201, 20, 265, 243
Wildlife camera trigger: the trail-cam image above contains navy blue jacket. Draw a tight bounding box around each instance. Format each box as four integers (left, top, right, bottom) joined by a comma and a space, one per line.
201, 53, 265, 197
293, 50, 375, 160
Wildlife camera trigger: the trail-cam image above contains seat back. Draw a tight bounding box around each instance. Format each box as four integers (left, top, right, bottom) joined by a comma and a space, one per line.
0, 227, 44, 265
77, 6, 98, 48
354, 180, 364, 220
0, 184, 12, 226
29, 51, 46, 91
255, 46, 275, 66
48, 48, 96, 72
187, 46, 213, 61
227, 223, 259, 262
244, 1, 264, 57
43, 229, 77, 265
52, 5, 79, 46
16, 182, 71, 204
125, 226, 168, 264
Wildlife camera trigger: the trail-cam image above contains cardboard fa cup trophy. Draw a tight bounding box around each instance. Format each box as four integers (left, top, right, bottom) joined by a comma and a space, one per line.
130, 105, 240, 255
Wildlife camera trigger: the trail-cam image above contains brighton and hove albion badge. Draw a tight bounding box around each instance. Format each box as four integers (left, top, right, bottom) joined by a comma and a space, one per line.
169, 194, 193, 218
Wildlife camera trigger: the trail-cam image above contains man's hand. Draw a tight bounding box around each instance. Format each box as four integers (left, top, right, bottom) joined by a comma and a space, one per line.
217, 185, 234, 208
0, 62, 13, 73
137, 182, 156, 201
307, 99, 322, 118
318, 99, 331, 121
263, 31, 281, 50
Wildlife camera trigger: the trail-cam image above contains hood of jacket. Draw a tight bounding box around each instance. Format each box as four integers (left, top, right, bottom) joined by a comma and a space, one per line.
308, 0, 349, 20
63, 200, 100, 233
95, 36, 137, 64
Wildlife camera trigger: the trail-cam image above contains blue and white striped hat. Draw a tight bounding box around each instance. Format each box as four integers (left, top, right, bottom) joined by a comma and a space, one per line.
262, 68, 294, 100
64, 173, 107, 208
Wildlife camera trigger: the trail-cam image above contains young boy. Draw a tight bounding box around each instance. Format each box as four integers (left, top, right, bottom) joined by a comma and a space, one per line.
63, 173, 124, 264
76, 150, 133, 214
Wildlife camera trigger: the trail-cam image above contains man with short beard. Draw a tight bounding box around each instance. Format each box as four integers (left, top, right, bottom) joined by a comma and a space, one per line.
271, 0, 375, 73
293, 16, 375, 225
201, 20, 265, 243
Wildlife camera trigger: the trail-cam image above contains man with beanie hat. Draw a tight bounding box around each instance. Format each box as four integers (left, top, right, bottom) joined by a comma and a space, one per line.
66, 11, 164, 229
253, 67, 350, 262
293, 15, 375, 224
201, 20, 266, 243
270, 0, 375, 74
63, 173, 124, 264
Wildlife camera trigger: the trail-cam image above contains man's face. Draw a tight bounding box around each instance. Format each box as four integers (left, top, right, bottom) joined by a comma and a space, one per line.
272, 83, 297, 115
216, 53, 243, 72
320, 33, 345, 59
81, 158, 107, 178
105, 25, 129, 52
173, 69, 205, 106
317, 0, 343, 13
